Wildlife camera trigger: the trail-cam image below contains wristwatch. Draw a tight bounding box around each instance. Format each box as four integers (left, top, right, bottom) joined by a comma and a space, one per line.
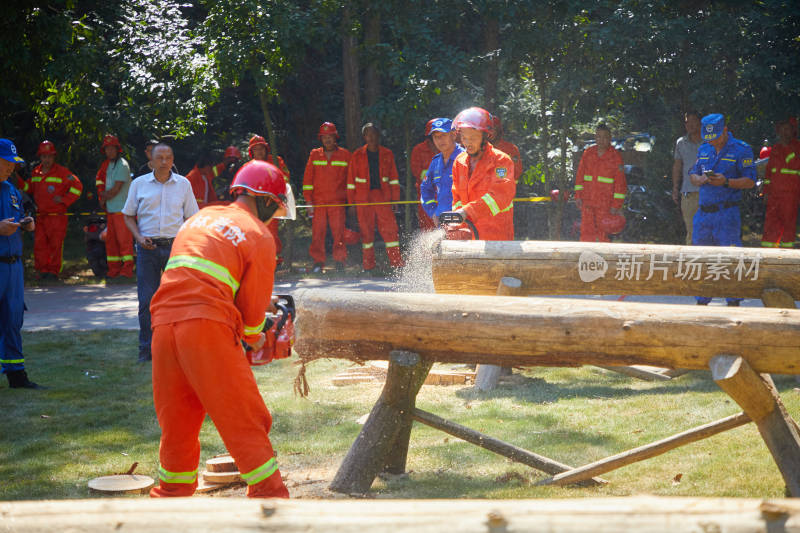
722, 176, 729, 188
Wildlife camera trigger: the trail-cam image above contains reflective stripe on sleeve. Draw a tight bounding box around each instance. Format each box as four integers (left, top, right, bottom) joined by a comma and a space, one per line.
452, 201, 463, 209
583, 175, 593, 181
331, 161, 348, 167
69, 187, 81, 196
786, 152, 796, 164
312, 160, 328, 166
481, 193, 501, 216
165, 255, 240, 295
355, 177, 367, 183
212, 166, 220, 177
244, 316, 267, 336
347, 184, 356, 189
302, 185, 314, 191
574, 185, 584, 191
158, 466, 198, 484
597, 176, 614, 184
613, 193, 626, 199
780, 168, 799, 175
241, 457, 278, 485
389, 179, 399, 185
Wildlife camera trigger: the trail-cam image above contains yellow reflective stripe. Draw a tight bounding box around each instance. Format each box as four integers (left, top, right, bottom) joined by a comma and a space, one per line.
45, 177, 62, 183
481, 193, 500, 216
69, 187, 81, 196
355, 177, 367, 183
583, 175, 593, 181
452, 201, 463, 209
500, 203, 512, 213
107, 255, 122, 261
165, 255, 240, 295
424, 199, 437, 205
121, 255, 134, 261
212, 166, 220, 177
244, 316, 267, 336
347, 184, 356, 189
362, 242, 373, 249
95, 180, 104, 186
597, 176, 614, 184
158, 466, 198, 484
0, 358, 24, 364
241, 457, 278, 485
764, 179, 772, 185
761, 241, 778, 247
381, 177, 389, 182
720, 158, 736, 162
389, 180, 399, 185
303, 185, 314, 190
420, 169, 428, 180
780, 242, 795, 248
786, 153, 796, 164
312, 160, 328, 166
31, 176, 43, 183
780, 168, 799, 175
385, 241, 399, 248
574, 185, 584, 191
22, 182, 29, 192
331, 161, 348, 167
613, 193, 626, 199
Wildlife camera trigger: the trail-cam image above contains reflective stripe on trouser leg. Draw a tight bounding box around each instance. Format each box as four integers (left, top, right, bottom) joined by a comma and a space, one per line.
241, 457, 278, 485
356, 202, 377, 270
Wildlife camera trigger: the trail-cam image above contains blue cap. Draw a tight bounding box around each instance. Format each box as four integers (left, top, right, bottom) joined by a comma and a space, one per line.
0, 139, 24, 164
429, 118, 453, 134
701, 113, 725, 141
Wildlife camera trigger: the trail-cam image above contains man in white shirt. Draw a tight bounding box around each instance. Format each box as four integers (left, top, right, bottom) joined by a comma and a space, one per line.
123, 143, 199, 363
672, 110, 703, 244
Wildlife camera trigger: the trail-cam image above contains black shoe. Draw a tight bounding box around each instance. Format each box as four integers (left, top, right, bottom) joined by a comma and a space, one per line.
696, 301, 709, 305
7, 370, 47, 389
312, 263, 324, 274
335, 262, 345, 272
361, 268, 374, 277
727, 300, 741, 307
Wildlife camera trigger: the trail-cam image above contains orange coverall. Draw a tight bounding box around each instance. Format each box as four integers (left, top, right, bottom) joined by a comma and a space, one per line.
761, 139, 800, 247
493, 139, 523, 183
25, 163, 83, 275
347, 145, 404, 269
148, 203, 288, 499
302, 146, 350, 265
94, 160, 109, 202
410, 140, 437, 230
185, 163, 226, 208
451, 143, 515, 241
574, 145, 627, 242
265, 155, 289, 262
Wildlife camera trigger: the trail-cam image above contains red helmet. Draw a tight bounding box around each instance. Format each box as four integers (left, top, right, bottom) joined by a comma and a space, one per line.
598, 213, 626, 235
101, 134, 121, 152
230, 160, 286, 200
318, 122, 339, 139
37, 141, 56, 156
759, 146, 771, 160
490, 115, 504, 140
223, 145, 242, 159
248, 135, 270, 158
452, 107, 493, 133
424, 118, 436, 136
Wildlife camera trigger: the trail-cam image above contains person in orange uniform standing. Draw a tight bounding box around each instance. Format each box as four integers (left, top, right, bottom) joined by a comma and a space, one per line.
303, 122, 350, 272
98, 134, 134, 277
185, 146, 242, 208
248, 135, 289, 264
761, 117, 800, 248
574, 124, 627, 242
148, 160, 291, 499
449, 107, 515, 241
410, 120, 438, 231
490, 115, 523, 183
347, 123, 405, 272
25, 141, 83, 278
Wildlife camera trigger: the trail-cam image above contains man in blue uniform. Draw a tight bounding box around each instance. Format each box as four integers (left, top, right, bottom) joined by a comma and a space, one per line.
0, 139, 42, 388
420, 118, 464, 225
688, 113, 756, 306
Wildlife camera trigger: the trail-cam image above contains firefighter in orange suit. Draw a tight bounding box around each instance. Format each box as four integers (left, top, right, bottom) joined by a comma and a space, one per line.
25, 141, 83, 278
186, 146, 242, 208
149, 160, 291, 499
450, 107, 515, 241
303, 122, 350, 271
249, 135, 289, 264
574, 124, 627, 242
761, 117, 800, 248
410, 120, 438, 231
490, 116, 523, 183
347, 123, 405, 271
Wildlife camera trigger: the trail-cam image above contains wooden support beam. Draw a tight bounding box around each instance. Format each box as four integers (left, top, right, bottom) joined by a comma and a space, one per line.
432, 240, 800, 299
540, 412, 751, 486
330, 350, 432, 494
293, 289, 800, 373
412, 408, 607, 486
710, 355, 800, 496
761, 288, 798, 309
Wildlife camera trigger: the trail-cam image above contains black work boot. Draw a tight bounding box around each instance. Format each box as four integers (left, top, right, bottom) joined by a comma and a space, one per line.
727, 300, 741, 307
7, 370, 46, 389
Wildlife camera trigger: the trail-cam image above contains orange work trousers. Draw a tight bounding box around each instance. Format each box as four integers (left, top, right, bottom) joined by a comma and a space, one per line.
579, 205, 611, 243
356, 189, 404, 270
34, 213, 68, 275
267, 219, 283, 262
150, 319, 289, 498
762, 189, 800, 247
105, 212, 134, 277
309, 206, 346, 265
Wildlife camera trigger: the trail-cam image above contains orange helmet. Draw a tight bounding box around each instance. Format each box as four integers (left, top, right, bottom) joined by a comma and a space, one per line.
598, 213, 626, 235
248, 135, 270, 158
452, 107, 493, 133
101, 134, 121, 151
37, 140, 56, 156
318, 122, 339, 139
223, 145, 242, 159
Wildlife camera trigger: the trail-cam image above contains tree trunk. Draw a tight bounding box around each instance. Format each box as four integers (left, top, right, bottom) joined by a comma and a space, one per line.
483, 18, 499, 110
403, 119, 412, 231
258, 88, 278, 157
342, 3, 362, 151
364, 8, 380, 110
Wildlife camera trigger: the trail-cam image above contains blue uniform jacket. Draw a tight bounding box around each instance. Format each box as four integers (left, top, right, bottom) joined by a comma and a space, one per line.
689, 133, 756, 207
0, 180, 24, 257
420, 145, 464, 218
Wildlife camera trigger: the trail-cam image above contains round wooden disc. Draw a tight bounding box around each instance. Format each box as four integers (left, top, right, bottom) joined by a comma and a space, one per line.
206, 455, 238, 473
88, 475, 154, 495
202, 470, 242, 484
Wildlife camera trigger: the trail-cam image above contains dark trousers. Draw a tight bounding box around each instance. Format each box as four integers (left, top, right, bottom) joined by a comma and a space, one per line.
0, 260, 25, 373
136, 243, 172, 359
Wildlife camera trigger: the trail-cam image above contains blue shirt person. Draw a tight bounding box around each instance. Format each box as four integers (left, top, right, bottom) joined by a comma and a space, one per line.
688, 113, 756, 306
420, 118, 464, 225
0, 139, 42, 388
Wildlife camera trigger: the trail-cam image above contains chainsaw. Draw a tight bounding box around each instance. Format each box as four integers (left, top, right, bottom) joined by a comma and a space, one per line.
244, 295, 296, 366
439, 211, 479, 240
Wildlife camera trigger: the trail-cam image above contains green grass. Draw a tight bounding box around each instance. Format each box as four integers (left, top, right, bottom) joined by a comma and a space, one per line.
2, 331, 798, 500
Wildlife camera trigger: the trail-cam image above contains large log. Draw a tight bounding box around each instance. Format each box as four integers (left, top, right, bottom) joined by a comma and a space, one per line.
431, 240, 800, 299
293, 289, 800, 373
3, 497, 800, 532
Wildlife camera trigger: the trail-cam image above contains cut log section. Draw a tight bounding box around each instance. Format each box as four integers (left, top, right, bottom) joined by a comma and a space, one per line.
206, 455, 238, 473
202, 470, 242, 484
87, 474, 154, 495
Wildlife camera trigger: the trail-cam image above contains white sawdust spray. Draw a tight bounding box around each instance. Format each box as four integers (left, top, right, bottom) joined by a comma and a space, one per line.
392, 229, 446, 293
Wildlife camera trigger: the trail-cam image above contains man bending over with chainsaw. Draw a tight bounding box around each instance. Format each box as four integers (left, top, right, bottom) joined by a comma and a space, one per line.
446, 107, 515, 241
148, 160, 294, 498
